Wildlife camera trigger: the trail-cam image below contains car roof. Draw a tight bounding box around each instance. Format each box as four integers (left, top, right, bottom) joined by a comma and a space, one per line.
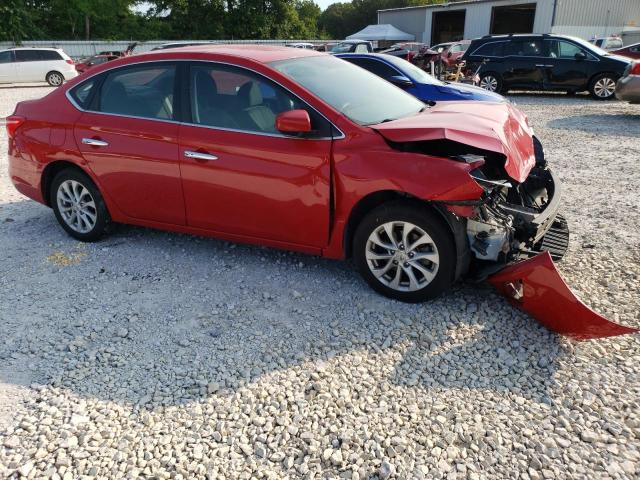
142, 44, 324, 63
5, 47, 61, 51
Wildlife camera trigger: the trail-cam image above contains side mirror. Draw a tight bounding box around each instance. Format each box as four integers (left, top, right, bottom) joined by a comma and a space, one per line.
390, 75, 413, 88
575, 51, 587, 61
276, 109, 311, 134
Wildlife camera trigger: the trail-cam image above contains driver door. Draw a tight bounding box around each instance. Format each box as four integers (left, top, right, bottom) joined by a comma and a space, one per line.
178, 62, 334, 249
542, 39, 591, 90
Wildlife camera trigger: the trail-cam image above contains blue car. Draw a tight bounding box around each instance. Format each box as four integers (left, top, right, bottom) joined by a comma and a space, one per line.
335, 53, 505, 103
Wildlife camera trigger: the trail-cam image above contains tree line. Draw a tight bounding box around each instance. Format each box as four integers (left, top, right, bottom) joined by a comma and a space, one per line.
1, 0, 448, 42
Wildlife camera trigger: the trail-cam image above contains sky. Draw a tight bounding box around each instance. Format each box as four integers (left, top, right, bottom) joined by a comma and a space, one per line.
315, 0, 341, 9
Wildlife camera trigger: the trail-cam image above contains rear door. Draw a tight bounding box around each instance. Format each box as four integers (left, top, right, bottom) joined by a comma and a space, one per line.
72, 62, 185, 225
14, 50, 43, 82
542, 39, 593, 91
0, 50, 16, 83
502, 39, 545, 89
178, 61, 333, 248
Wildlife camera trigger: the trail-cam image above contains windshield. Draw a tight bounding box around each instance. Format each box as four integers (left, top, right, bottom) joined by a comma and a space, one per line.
568, 36, 609, 56
382, 55, 443, 85
271, 55, 425, 126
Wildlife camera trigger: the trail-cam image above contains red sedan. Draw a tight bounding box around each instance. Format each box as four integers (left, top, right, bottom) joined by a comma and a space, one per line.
6, 45, 638, 338
610, 42, 640, 60
74, 54, 119, 74
3, 46, 563, 301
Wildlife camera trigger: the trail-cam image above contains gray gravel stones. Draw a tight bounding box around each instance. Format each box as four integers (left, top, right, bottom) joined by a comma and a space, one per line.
1, 88, 639, 479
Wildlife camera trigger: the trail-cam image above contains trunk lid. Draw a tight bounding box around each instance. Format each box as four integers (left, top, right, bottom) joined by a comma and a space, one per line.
371, 101, 536, 183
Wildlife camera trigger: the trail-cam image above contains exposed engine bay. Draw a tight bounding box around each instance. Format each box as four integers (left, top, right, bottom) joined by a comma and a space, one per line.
465, 160, 568, 264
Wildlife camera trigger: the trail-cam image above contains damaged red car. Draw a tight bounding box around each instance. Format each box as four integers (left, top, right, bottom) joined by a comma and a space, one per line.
7, 46, 636, 339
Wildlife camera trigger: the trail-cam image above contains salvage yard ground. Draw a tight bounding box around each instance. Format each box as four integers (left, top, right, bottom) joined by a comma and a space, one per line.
0, 87, 639, 479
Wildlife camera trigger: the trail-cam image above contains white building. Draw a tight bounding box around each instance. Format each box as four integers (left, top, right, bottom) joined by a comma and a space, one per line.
378, 0, 640, 45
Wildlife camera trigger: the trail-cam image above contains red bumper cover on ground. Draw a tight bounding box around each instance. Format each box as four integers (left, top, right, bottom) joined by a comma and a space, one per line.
489, 252, 638, 340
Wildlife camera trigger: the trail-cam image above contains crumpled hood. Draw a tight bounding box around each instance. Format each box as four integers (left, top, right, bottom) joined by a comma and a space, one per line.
371, 101, 536, 183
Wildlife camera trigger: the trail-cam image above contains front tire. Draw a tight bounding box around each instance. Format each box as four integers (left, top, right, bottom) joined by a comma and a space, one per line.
589, 73, 617, 100
353, 202, 456, 303
46, 71, 64, 87
50, 169, 110, 242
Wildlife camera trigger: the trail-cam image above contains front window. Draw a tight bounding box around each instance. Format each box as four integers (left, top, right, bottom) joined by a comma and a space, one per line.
188, 62, 331, 137
0, 51, 12, 64
271, 55, 424, 126
570, 36, 609, 56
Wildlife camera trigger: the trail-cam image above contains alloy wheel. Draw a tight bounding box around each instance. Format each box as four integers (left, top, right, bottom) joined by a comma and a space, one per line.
594, 77, 616, 98
480, 75, 498, 92
56, 180, 97, 234
48, 73, 63, 86
365, 221, 439, 292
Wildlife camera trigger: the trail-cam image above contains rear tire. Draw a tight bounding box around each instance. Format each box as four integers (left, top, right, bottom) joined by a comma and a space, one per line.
46, 71, 64, 87
50, 169, 110, 242
589, 73, 617, 100
479, 72, 503, 93
353, 202, 456, 303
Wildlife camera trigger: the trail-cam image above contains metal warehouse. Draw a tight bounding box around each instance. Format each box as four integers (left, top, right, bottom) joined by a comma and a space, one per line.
378, 0, 640, 45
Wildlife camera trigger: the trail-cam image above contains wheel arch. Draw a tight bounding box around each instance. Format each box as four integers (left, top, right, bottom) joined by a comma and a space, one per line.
41, 160, 90, 207
343, 190, 470, 280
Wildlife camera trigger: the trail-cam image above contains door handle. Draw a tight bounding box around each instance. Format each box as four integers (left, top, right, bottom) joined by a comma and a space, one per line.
82, 138, 109, 147
184, 150, 218, 161
535, 64, 554, 68
535, 64, 546, 67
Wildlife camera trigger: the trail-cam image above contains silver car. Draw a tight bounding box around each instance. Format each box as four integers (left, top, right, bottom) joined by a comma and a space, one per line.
616, 61, 640, 104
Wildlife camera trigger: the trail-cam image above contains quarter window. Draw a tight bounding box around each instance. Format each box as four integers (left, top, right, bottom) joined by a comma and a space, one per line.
189, 63, 331, 137
69, 78, 98, 108
98, 64, 176, 120
473, 42, 505, 57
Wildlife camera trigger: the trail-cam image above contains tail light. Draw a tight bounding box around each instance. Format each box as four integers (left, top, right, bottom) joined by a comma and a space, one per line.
631, 63, 640, 75
66, 59, 74, 65
5, 115, 25, 140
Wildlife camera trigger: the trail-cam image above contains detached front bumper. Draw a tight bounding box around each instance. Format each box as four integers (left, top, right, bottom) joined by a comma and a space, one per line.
489, 252, 639, 340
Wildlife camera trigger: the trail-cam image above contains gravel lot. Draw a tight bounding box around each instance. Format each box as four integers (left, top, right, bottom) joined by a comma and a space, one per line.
0, 86, 639, 479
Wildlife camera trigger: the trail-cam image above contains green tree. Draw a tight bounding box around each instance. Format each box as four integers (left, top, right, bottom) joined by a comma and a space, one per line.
0, 0, 41, 42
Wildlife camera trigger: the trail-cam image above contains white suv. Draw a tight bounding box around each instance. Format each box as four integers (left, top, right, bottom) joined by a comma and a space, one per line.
0, 48, 78, 86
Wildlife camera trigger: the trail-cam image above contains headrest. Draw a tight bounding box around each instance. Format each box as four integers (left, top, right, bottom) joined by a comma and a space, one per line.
238, 81, 263, 107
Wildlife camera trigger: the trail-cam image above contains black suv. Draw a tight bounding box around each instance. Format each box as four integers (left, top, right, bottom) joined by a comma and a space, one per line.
462, 34, 630, 99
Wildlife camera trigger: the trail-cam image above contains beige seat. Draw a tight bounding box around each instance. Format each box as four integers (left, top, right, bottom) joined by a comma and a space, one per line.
238, 81, 276, 132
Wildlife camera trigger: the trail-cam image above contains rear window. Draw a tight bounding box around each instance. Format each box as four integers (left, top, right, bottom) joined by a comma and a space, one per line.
98, 64, 176, 120
505, 40, 543, 57
15, 50, 62, 62
69, 78, 99, 109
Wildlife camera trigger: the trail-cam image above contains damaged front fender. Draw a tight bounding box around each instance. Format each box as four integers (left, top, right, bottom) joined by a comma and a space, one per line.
488, 252, 638, 340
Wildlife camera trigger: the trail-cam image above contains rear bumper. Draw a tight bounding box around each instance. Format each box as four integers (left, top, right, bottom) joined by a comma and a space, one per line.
616, 75, 640, 103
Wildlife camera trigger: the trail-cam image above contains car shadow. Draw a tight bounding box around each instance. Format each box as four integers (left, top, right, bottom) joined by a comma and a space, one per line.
548, 113, 640, 137
0, 198, 570, 415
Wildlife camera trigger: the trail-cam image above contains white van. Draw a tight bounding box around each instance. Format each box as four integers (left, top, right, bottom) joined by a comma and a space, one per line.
0, 48, 78, 86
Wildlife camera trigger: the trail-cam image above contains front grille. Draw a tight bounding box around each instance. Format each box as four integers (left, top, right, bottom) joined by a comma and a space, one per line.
533, 214, 569, 261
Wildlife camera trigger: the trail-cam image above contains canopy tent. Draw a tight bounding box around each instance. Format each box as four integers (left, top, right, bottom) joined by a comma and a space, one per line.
346, 24, 415, 41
